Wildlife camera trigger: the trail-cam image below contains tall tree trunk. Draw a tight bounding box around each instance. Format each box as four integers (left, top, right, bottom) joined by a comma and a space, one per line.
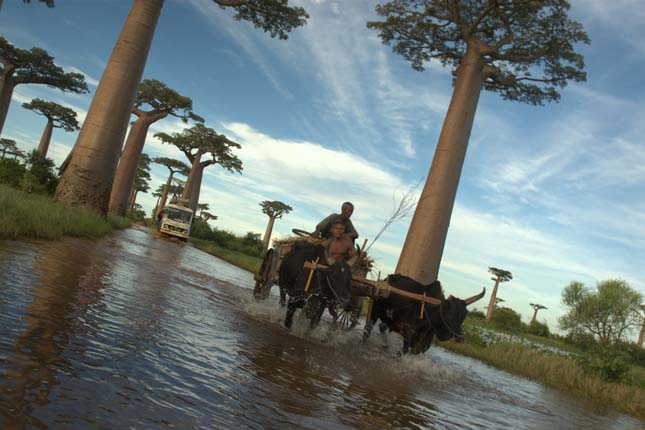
0, 79, 15, 136
638, 315, 645, 348
262, 216, 276, 252
36, 118, 54, 157
486, 278, 501, 321
530, 307, 538, 325
108, 116, 153, 215
54, 0, 164, 214
187, 164, 204, 212
395, 47, 485, 284
182, 150, 203, 207
128, 189, 138, 212
155, 170, 173, 220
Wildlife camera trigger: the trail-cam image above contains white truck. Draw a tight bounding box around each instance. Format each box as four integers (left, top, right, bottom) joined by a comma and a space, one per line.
159, 203, 194, 240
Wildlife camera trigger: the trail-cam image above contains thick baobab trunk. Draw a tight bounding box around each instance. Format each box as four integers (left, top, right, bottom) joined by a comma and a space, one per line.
128, 189, 138, 212
486, 278, 501, 321
262, 216, 276, 252
108, 116, 154, 215
182, 150, 203, 202
36, 118, 54, 157
187, 164, 205, 212
395, 47, 485, 284
55, 0, 164, 213
155, 171, 174, 220
638, 314, 645, 348
530, 308, 539, 325
0, 78, 15, 136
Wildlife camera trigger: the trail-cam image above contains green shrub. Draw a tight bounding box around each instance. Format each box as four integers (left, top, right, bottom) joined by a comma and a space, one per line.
0, 158, 26, 187
491, 307, 524, 332
528, 320, 551, 337
577, 347, 631, 383
468, 309, 486, 320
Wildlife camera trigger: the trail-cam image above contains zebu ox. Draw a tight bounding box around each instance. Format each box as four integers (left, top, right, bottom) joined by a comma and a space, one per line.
278, 241, 353, 329
364, 274, 485, 354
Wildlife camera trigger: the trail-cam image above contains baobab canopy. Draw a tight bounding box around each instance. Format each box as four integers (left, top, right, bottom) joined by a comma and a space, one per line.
367, 0, 589, 105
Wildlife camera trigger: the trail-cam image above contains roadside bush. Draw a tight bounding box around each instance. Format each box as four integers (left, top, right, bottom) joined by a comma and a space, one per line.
577, 347, 631, 383
528, 320, 551, 337
0, 158, 26, 187
468, 309, 486, 320
490, 307, 524, 332
563, 331, 597, 351
191, 219, 217, 241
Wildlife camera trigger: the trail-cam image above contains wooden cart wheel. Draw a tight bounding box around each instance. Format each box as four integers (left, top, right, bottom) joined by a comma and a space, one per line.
253, 249, 275, 299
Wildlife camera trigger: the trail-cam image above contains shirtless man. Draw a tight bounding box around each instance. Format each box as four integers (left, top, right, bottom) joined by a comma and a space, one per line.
325, 220, 355, 264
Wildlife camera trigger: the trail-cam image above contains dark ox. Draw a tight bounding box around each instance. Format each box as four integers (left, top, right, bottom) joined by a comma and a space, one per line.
364, 274, 485, 354
278, 241, 352, 329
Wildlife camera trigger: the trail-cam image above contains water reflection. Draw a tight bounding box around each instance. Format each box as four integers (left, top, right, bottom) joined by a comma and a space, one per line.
0, 239, 107, 429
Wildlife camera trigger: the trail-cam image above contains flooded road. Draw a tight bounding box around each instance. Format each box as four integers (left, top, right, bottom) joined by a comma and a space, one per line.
1, 227, 643, 429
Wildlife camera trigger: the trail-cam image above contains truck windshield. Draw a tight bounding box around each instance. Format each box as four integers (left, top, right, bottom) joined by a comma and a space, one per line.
166, 208, 192, 223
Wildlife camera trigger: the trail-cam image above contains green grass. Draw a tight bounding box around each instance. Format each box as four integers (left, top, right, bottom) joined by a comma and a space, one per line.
0, 184, 131, 240
190, 237, 263, 273
439, 336, 645, 419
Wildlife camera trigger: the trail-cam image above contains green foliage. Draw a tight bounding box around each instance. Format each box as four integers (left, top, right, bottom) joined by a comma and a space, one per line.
22, 98, 79, 131
0, 184, 130, 240
155, 123, 243, 174
126, 203, 147, 221
134, 79, 203, 123
133, 153, 152, 194
577, 347, 631, 383
153, 157, 191, 177
468, 308, 486, 320
559, 279, 643, 344
190, 219, 263, 257
0, 37, 88, 94
22, 150, 58, 194
1, 138, 19, 159
528, 320, 551, 338
218, 0, 309, 40
491, 307, 524, 332
489, 266, 513, 282
0, 158, 26, 187
260, 199, 292, 219
367, 0, 589, 105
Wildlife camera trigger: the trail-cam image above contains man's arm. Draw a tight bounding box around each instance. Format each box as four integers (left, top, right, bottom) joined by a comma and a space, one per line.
314, 214, 335, 237
346, 220, 359, 240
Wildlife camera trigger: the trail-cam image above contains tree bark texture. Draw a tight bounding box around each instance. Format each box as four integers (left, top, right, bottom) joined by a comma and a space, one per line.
55, 0, 164, 213
395, 47, 485, 284
36, 118, 54, 157
638, 317, 645, 348
263, 216, 276, 252
530, 308, 538, 325
187, 164, 205, 212
128, 189, 138, 212
486, 278, 501, 321
155, 171, 173, 220
0, 78, 15, 136
182, 150, 203, 202
108, 116, 153, 215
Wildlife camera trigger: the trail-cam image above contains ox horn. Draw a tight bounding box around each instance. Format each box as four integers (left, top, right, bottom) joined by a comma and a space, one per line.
463, 287, 486, 305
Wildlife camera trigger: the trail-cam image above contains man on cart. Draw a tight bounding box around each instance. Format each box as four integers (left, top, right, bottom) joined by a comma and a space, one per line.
313, 202, 359, 241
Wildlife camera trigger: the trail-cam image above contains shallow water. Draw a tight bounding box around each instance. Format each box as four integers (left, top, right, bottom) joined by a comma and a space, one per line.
0, 226, 642, 429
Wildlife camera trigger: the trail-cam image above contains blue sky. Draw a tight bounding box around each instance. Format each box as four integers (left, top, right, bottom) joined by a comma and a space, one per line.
1, 0, 644, 334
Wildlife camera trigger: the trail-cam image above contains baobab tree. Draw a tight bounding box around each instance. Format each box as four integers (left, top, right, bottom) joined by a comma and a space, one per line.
155, 124, 242, 212
197, 203, 210, 219
529, 303, 548, 325
55, 0, 308, 214
638, 305, 645, 349
369, 1, 589, 284
0, 37, 87, 136
201, 211, 217, 223
152, 156, 190, 220
494, 297, 504, 308
21, 98, 79, 157
259, 200, 292, 251
0, 138, 17, 159
486, 267, 512, 321
108, 79, 202, 216
127, 153, 151, 213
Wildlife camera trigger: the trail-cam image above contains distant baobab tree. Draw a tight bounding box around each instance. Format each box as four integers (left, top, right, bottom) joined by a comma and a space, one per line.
260, 200, 292, 252
494, 297, 505, 308
22, 98, 79, 157
55, 0, 308, 214
152, 157, 190, 220
638, 305, 645, 349
0, 37, 87, 136
369, 1, 589, 284
486, 267, 512, 321
529, 303, 548, 325
0, 138, 17, 159
108, 79, 202, 216
155, 124, 242, 212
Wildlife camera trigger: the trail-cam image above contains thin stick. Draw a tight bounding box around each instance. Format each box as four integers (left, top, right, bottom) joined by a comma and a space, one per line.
304, 257, 319, 292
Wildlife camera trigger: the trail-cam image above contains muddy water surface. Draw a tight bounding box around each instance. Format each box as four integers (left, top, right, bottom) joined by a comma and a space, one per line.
0, 227, 643, 429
